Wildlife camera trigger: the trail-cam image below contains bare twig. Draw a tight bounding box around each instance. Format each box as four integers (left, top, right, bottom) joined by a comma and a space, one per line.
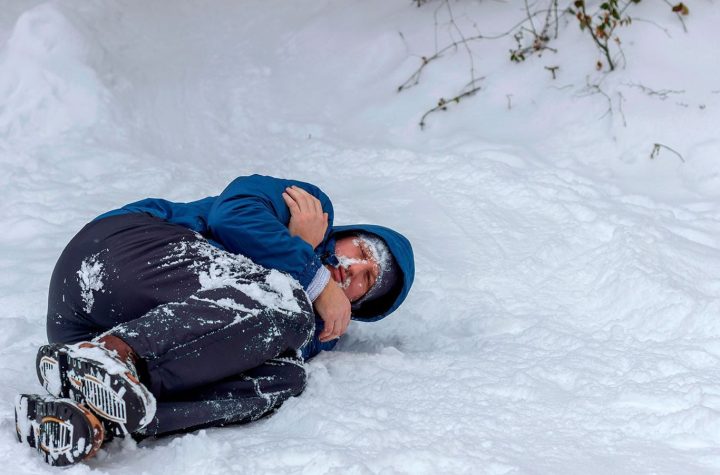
616, 91, 627, 127
444, 0, 477, 84
399, 3, 562, 92
661, 0, 688, 32
547, 84, 574, 92
419, 78, 483, 129
631, 17, 672, 38
580, 76, 625, 126
582, 77, 613, 119
433, 1, 442, 55
613, 36, 627, 71
511, 0, 560, 62
397, 32, 486, 92
650, 143, 685, 163
397, 31, 414, 57
623, 82, 685, 100
403, 0, 652, 129
524, 0, 537, 36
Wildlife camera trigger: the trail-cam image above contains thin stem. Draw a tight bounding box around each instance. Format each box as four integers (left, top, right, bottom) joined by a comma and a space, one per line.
651, 143, 685, 163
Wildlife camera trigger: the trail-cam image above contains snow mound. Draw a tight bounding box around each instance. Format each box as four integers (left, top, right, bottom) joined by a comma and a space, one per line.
0, 3, 107, 145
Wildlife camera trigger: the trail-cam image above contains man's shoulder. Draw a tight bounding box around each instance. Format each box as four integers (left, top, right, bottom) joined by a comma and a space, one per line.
226, 175, 328, 201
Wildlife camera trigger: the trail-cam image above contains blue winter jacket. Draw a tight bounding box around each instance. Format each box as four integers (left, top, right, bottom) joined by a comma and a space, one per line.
95, 174, 415, 360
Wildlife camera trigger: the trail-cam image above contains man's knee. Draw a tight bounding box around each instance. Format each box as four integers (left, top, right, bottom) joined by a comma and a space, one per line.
269, 358, 307, 396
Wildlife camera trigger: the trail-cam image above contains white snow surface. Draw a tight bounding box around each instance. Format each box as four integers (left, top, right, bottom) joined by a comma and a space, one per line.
2, 1, 720, 473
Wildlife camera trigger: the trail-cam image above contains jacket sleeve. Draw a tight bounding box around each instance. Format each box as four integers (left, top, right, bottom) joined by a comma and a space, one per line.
207, 175, 334, 289
300, 318, 339, 360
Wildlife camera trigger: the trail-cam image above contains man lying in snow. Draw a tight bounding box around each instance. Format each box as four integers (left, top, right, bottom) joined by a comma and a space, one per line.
13, 174, 415, 467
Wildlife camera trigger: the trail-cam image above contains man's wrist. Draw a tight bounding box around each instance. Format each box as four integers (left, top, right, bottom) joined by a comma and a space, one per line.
307, 266, 331, 302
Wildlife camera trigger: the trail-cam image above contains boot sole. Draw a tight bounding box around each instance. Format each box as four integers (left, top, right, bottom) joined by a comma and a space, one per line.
36, 343, 156, 435
15, 394, 104, 467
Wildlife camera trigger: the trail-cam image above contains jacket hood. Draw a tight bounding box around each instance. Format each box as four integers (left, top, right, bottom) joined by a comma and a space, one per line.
327, 224, 414, 322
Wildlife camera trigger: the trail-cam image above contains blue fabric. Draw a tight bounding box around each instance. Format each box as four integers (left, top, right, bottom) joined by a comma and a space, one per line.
95, 174, 415, 360
96, 175, 334, 289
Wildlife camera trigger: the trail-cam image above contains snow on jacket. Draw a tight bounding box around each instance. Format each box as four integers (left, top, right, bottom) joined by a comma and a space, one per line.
95, 174, 415, 360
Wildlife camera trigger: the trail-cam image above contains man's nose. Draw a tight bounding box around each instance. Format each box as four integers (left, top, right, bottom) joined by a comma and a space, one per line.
348, 261, 365, 273
349, 261, 373, 275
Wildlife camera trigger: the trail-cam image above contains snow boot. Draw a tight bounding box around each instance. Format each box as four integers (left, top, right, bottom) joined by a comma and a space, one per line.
36, 341, 156, 436
14, 394, 105, 467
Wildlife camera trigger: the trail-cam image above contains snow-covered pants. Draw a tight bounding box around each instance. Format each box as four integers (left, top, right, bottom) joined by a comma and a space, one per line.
46, 214, 315, 437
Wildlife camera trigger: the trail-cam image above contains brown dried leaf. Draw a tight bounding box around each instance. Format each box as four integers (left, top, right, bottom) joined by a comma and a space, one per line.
672, 3, 689, 15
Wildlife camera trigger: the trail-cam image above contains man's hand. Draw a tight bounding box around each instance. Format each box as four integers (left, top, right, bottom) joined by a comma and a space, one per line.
314, 280, 351, 342
282, 186, 328, 249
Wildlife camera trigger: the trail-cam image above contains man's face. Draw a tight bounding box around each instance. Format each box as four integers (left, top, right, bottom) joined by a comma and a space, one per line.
327, 236, 380, 302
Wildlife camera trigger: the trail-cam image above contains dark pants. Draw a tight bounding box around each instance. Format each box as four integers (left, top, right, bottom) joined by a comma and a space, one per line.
46, 214, 315, 437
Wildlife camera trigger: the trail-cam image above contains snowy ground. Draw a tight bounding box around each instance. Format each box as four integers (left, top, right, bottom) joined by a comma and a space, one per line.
1, 1, 720, 473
